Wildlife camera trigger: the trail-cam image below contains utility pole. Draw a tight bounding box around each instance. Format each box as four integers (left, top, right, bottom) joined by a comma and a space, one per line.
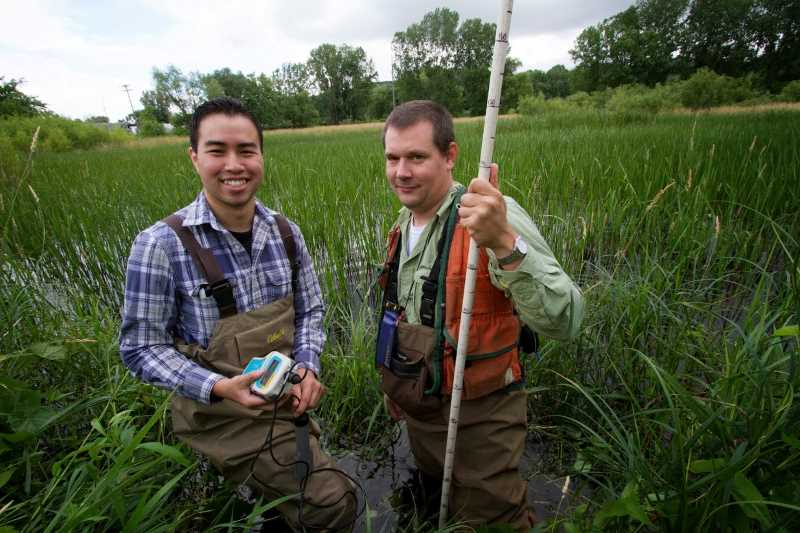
122, 84, 136, 118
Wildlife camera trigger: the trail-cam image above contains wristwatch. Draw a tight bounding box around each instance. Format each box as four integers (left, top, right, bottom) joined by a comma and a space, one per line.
497, 235, 528, 266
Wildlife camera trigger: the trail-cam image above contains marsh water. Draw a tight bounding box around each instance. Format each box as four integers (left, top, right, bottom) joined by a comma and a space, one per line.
337, 426, 573, 532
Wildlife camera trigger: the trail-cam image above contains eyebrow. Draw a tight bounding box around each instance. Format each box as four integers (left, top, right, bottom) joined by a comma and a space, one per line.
203, 140, 259, 150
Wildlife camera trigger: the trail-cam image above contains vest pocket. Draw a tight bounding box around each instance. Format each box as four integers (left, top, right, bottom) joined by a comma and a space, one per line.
380, 321, 441, 418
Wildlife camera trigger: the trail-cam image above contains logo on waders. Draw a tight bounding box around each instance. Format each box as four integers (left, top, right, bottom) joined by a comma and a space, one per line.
268, 329, 285, 345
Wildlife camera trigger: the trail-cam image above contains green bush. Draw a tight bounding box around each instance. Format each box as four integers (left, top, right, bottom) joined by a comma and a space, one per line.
606, 84, 666, 123
40, 126, 71, 152
518, 93, 569, 116
137, 115, 166, 137
779, 80, 800, 102
0, 134, 20, 177
680, 68, 758, 109
565, 91, 597, 108
0, 115, 132, 154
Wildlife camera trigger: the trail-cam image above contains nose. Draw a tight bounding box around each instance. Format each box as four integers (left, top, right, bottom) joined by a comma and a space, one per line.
224, 153, 245, 172
395, 157, 412, 178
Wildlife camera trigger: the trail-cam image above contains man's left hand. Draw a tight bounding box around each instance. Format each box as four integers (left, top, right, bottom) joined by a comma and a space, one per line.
289, 367, 325, 417
459, 163, 516, 256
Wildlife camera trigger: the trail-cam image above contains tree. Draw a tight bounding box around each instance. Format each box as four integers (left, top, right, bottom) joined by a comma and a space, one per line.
569, 0, 798, 92
457, 17, 496, 115
392, 8, 463, 111
747, 0, 800, 89
149, 65, 206, 129
0, 78, 47, 118
307, 44, 376, 124
681, 0, 757, 78
140, 89, 170, 123
367, 82, 395, 120
571, 1, 693, 90
392, 8, 504, 115
271, 63, 320, 128
272, 63, 312, 95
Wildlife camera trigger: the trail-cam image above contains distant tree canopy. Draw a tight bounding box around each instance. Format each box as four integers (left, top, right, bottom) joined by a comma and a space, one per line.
308, 44, 377, 124
0, 78, 48, 118
571, 0, 800, 92
139, 43, 376, 130
392, 7, 498, 115
129, 3, 798, 132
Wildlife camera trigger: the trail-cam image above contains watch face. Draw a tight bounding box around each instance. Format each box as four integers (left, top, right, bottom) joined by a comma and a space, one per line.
515, 236, 528, 254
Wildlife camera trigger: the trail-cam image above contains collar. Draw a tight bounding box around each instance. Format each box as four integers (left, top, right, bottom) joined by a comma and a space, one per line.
181, 192, 273, 232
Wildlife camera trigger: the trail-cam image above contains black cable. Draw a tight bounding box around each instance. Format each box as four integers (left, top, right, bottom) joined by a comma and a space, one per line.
245, 363, 368, 532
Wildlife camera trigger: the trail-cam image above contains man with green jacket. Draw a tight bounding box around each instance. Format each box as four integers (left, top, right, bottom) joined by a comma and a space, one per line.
376, 100, 583, 530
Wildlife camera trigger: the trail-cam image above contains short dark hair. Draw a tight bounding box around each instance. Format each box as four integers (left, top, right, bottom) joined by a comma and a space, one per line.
189, 97, 263, 152
382, 100, 455, 155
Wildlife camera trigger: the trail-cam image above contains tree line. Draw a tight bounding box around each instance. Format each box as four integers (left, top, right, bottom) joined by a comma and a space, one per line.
570, 0, 800, 93
3, 1, 799, 137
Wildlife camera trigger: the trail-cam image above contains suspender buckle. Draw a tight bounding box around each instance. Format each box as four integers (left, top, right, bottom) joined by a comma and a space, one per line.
205, 279, 237, 317
419, 275, 437, 327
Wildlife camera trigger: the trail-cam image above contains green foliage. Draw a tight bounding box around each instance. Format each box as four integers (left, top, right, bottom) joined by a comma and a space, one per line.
367, 82, 395, 120
0, 78, 47, 118
780, 80, 800, 102
0, 115, 132, 157
136, 113, 165, 137
307, 43, 377, 124
605, 84, 667, 123
1, 107, 799, 530
681, 68, 758, 109
392, 7, 499, 114
570, 0, 800, 92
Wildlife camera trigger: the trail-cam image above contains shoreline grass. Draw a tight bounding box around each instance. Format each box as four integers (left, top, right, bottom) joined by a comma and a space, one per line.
1, 106, 797, 531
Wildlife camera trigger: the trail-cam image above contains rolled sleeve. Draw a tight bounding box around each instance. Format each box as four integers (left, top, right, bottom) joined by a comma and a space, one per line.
488, 198, 584, 341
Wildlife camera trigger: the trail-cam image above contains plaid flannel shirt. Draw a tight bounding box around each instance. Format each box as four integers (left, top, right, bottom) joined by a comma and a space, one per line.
119, 193, 325, 404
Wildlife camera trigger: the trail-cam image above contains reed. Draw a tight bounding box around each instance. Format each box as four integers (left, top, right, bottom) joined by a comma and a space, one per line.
1, 107, 797, 530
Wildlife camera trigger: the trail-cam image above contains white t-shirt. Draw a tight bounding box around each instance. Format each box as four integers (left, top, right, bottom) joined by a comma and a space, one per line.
407, 219, 426, 255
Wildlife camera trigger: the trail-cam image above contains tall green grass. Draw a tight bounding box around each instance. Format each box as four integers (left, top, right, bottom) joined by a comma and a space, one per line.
1, 108, 798, 530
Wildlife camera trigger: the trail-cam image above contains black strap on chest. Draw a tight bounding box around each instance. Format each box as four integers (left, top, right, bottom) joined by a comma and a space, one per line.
383, 214, 452, 328
163, 214, 298, 318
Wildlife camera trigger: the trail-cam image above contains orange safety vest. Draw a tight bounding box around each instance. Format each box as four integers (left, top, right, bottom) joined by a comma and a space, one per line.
381, 219, 523, 401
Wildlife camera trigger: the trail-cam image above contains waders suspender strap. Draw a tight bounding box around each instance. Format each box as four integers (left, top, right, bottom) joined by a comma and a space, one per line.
163, 214, 299, 319
273, 215, 299, 294
164, 215, 237, 318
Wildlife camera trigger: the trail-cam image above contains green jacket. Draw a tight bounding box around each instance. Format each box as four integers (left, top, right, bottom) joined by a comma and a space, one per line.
392, 184, 583, 341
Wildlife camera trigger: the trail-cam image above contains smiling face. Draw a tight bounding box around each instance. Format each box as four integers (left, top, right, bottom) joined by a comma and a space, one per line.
384, 120, 457, 225
189, 113, 263, 229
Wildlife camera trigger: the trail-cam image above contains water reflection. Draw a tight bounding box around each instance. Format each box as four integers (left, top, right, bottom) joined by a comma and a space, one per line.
336, 426, 578, 532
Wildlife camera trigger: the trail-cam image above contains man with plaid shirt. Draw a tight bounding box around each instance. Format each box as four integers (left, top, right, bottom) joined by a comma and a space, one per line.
120, 97, 355, 531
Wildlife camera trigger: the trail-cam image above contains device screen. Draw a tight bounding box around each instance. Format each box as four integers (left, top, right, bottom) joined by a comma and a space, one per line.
265, 358, 279, 379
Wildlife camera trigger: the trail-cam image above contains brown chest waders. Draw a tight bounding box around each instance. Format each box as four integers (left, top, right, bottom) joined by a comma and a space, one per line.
162, 215, 354, 531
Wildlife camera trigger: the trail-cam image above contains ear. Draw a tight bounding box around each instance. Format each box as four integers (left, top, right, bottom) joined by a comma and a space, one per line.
188, 146, 200, 172
445, 141, 458, 171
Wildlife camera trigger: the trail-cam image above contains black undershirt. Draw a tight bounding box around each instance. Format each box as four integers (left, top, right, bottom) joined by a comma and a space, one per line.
230, 229, 253, 258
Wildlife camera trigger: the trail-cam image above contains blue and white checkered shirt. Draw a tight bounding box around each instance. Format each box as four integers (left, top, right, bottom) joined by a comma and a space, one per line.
119, 193, 325, 404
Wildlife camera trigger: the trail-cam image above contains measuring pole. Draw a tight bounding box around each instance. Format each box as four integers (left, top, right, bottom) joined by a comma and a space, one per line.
439, 0, 514, 527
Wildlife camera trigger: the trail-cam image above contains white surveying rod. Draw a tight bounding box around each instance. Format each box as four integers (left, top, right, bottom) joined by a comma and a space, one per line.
439, 0, 514, 527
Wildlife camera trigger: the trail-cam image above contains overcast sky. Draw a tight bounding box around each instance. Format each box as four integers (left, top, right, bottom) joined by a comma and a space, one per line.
3, 0, 634, 121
